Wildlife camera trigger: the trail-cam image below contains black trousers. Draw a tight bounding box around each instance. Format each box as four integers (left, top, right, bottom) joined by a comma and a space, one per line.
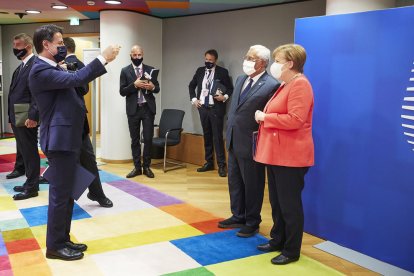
198, 106, 226, 167
79, 134, 106, 199
14, 144, 25, 172
127, 104, 154, 168
227, 149, 265, 227
11, 124, 40, 191
267, 165, 309, 258
45, 150, 77, 250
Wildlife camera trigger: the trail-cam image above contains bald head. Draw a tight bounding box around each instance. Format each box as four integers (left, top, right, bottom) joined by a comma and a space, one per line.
131, 45, 143, 57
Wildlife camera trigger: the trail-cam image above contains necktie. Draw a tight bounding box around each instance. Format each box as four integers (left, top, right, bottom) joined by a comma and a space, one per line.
239, 78, 253, 104
135, 67, 145, 104
204, 69, 212, 107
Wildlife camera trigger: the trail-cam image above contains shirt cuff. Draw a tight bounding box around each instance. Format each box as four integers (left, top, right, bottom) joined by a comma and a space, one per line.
191, 98, 198, 104
223, 94, 229, 102
97, 55, 107, 65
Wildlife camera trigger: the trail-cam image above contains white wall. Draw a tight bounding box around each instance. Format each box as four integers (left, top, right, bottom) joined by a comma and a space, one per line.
161, 0, 326, 134
100, 11, 163, 161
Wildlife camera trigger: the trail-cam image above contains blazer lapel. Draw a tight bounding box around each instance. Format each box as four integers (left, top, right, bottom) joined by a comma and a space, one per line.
237, 73, 268, 107
233, 75, 248, 108
128, 64, 136, 81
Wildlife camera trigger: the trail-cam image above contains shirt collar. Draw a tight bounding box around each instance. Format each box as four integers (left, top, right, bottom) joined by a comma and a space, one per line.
38, 55, 58, 67
249, 70, 266, 83
132, 63, 143, 70
22, 53, 34, 66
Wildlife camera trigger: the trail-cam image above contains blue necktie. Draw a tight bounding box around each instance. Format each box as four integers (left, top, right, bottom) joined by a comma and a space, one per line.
204, 69, 212, 107
239, 78, 253, 104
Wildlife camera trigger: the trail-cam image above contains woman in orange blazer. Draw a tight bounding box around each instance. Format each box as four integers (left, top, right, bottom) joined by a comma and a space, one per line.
254, 44, 314, 265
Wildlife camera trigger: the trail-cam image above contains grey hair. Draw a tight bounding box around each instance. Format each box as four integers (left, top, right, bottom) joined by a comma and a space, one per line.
250, 45, 270, 67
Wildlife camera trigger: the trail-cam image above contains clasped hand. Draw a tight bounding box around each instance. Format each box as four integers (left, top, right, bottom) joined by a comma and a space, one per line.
25, 119, 37, 128
255, 110, 265, 123
134, 79, 155, 91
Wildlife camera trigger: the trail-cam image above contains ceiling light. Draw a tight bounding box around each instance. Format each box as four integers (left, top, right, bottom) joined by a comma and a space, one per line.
87, 1, 95, 5
51, 4, 68, 9
26, 10, 41, 14
104, 0, 122, 4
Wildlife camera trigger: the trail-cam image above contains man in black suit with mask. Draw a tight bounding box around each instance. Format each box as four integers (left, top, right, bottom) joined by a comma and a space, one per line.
120, 45, 160, 179
8, 33, 40, 200
189, 49, 233, 177
63, 37, 113, 208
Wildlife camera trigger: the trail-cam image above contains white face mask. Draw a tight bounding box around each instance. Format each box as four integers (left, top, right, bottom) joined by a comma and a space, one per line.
270, 62, 286, 81
243, 60, 256, 76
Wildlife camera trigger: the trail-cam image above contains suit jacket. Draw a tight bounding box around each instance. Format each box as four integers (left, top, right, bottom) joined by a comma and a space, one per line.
8, 55, 38, 125
254, 76, 314, 167
65, 55, 90, 135
29, 57, 107, 152
226, 72, 280, 158
188, 65, 233, 116
120, 63, 160, 115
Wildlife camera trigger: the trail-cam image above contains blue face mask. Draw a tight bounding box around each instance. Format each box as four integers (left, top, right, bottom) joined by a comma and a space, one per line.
49, 45, 67, 63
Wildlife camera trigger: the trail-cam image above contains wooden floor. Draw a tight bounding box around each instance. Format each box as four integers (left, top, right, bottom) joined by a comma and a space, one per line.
99, 159, 378, 275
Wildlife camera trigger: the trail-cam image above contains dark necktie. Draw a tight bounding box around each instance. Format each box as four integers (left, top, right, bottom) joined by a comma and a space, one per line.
204, 69, 212, 107
239, 78, 253, 104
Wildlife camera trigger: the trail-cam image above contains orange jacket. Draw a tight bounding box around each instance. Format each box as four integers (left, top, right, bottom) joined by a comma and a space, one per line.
254, 75, 314, 167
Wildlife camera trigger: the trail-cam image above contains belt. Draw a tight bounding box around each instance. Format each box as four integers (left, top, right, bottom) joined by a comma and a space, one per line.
137, 102, 147, 107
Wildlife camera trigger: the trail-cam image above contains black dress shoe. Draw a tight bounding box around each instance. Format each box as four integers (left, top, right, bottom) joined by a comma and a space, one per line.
237, 225, 259, 238
13, 185, 24, 192
126, 168, 142, 178
46, 247, 84, 261
87, 192, 114, 208
197, 163, 214, 172
39, 176, 48, 184
65, 241, 88, 252
257, 243, 282, 252
143, 167, 154, 178
6, 170, 25, 179
218, 166, 227, 177
271, 254, 299, 265
218, 217, 245, 228
13, 190, 38, 200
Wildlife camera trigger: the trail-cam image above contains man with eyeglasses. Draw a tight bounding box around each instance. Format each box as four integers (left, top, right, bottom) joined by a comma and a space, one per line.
189, 49, 233, 177
219, 45, 280, 238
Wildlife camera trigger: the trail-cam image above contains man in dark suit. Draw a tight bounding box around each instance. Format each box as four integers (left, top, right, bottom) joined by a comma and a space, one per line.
63, 37, 113, 208
189, 49, 233, 177
7, 33, 40, 200
219, 45, 280, 238
120, 45, 160, 179
29, 24, 120, 261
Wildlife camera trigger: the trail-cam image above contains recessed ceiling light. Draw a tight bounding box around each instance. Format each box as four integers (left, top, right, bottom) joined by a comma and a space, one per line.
26, 10, 41, 14
104, 0, 122, 4
51, 4, 68, 9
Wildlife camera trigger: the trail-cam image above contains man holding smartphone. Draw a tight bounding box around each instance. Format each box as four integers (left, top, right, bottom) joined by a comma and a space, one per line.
189, 49, 233, 177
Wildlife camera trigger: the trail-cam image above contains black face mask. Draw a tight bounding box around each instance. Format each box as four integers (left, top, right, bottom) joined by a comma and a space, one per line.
205, 61, 215, 69
131, 57, 143, 66
13, 48, 28, 60
52, 45, 67, 63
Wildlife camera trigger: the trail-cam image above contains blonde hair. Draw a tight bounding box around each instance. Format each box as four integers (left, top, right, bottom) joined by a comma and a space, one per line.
273, 44, 306, 73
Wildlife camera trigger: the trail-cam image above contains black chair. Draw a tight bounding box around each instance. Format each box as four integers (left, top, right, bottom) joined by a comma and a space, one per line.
152, 109, 185, 172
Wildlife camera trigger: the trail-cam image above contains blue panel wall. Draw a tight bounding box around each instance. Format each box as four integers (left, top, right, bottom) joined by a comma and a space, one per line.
295, 6, 414, 272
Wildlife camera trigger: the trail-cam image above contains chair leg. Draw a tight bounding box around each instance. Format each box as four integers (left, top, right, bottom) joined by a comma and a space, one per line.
163, 141, 167, 173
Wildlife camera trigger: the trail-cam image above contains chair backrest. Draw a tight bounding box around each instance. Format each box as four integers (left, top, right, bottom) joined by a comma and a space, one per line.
158, 109, 185, 141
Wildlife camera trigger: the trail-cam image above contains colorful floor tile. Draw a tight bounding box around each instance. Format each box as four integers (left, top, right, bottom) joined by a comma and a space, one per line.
0, 139, 343, 275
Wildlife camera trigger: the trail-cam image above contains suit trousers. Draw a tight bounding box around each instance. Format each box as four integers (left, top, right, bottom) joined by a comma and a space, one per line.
79, 134, 105, 199
127, 104, 154, 168
14, 145, 25, 172
198, 106, 226, 167
11, 124, 40, 191
227, 149, 265, 227
267, 165, 309, 258
45, 150, 77, 250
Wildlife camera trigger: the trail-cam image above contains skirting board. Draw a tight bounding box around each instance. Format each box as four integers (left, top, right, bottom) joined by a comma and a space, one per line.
314, 241, 413, 276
